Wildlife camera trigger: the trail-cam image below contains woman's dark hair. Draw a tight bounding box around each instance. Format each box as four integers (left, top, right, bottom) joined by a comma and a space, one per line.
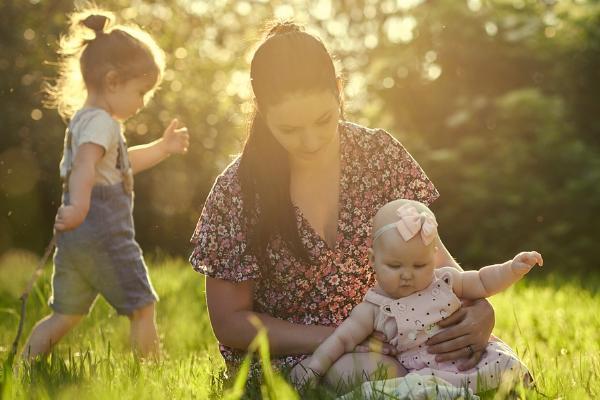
239, 20, 343, 263
44, 8, 165, 119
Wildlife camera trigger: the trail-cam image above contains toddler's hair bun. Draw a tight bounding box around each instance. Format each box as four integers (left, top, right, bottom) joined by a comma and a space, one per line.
266, 20, 303, 38
81, 14, 112, 34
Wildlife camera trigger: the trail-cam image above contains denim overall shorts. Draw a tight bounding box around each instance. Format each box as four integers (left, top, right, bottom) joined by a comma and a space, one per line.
50, 110, 158, 316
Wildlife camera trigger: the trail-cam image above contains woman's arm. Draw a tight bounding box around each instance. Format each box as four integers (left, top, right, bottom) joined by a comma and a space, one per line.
206, 276, 335, 356
434, 236, 463, 271
427, 236, 496, 370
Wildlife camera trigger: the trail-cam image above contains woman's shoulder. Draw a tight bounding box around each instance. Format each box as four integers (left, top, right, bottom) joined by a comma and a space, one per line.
340, 120, 400, 152
211, 156, 242, 193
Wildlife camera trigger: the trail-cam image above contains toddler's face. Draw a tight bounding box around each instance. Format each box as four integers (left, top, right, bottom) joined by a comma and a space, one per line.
106, 75, 157, 121
371, 231, 437, 298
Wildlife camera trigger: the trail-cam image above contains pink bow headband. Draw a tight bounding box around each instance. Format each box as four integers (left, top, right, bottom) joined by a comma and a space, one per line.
373, 204, 439, 246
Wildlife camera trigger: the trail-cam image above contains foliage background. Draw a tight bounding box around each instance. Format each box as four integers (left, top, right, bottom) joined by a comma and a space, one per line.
1, 0, 599, 273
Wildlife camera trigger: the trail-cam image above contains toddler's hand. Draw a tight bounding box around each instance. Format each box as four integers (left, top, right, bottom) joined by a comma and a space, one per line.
162, 118, 190, 155
511, 251, 543, 275
54, 205, 86, 231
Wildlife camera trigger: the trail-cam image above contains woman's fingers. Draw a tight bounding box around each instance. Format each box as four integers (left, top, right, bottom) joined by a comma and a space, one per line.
431, 344, 475, 363
426, 310, 467, 346
457, 350, 483, 371
426, 334, 471, 355
436, 307, 467, 328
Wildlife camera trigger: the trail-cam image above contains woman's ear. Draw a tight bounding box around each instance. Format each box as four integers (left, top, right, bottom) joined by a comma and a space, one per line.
368, 247, 374, 264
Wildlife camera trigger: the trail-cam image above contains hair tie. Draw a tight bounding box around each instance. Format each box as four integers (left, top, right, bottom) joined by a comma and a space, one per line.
81, 14, 111, 36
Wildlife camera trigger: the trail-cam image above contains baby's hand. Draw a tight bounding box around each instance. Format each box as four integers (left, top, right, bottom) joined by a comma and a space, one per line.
290, 365, 321, 388
162, 118, 189, 155
54, 205, 86, 231
511, 251, 543, 275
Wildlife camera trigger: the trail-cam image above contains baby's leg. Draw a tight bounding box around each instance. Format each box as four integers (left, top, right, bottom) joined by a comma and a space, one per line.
324, 352, 407, 393
22, 312, 83, 361
128, 302, 159, 359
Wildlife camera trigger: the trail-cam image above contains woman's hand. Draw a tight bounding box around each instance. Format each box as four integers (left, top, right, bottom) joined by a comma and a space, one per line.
353, 330, 397, 356
426, 298, 495, 370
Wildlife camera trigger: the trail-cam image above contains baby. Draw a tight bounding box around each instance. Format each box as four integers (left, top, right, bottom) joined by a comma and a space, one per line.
292, 199, 543, 392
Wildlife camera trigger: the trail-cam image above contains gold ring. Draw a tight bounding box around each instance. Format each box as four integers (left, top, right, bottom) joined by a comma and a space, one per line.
466, 344, 474, 357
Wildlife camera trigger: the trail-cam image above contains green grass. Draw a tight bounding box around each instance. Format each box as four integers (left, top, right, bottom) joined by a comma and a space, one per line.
0, 253, 598, 399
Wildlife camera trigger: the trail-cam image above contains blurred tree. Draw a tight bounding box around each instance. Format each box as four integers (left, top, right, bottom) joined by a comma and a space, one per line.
1, 0, 598, 273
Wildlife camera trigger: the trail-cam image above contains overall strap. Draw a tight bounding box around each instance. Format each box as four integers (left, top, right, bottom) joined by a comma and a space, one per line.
61, 116, 78, 192
115, 126, 134, 194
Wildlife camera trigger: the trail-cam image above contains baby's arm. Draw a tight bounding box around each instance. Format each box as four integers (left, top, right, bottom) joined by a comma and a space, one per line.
128, 119, 189, 174
300, 302, 376, 380
54, 143, 104, 231
445, 251, 543, 299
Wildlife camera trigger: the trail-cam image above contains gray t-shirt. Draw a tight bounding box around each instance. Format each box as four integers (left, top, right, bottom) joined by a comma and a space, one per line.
59, 108, 125, 186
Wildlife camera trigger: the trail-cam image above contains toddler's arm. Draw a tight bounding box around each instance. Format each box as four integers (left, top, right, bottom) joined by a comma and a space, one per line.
54, 143, 104, 231
298, 302, 376, 382
446, 251, 543, 299
128, 119, 189, 174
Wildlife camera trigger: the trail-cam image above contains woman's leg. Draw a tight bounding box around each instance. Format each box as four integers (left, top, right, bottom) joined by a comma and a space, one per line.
128, 302, 159, 359
324, 352, 407, 393
22, 312, 83, 361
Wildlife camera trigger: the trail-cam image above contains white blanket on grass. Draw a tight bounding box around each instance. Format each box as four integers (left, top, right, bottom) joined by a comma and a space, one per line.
337, 373, 479, 400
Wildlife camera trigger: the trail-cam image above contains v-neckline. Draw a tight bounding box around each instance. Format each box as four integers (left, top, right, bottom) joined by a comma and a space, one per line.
293, 123, 346, 253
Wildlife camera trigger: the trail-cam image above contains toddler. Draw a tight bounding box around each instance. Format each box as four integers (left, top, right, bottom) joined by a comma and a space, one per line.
292, 199, 543, 392
23, 9, 189, 360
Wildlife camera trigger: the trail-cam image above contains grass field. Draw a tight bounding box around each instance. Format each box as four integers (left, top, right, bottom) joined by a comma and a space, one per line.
0, 251, 598, 399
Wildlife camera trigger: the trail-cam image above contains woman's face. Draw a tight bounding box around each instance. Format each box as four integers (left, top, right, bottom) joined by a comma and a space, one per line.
263, 90, 340, 163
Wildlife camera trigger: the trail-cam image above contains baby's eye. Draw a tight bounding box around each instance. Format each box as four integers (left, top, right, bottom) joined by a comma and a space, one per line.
388, 264, 402, 269
414, 264, 427, 269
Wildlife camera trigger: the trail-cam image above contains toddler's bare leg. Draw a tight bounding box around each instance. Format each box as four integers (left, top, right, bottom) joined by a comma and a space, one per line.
22, 312, 83, 361
128, 302, 159, 359
324, 352, 407, 393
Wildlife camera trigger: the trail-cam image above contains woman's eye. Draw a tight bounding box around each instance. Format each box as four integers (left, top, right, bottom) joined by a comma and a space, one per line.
317, 116, 331, 126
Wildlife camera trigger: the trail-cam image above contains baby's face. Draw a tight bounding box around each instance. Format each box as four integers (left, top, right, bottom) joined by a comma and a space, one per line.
371, 231, 436, 298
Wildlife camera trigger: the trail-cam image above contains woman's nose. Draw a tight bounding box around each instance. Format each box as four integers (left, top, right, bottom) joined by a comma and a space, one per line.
301, 132, 321, 152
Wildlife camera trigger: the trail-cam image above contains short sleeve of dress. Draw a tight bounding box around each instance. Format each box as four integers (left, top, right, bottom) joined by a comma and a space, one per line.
73, 109, 120, 152
189, 160, 261, 282
373, 128, 440, 206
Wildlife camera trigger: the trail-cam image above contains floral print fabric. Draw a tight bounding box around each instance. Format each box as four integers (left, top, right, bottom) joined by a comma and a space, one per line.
190, 121, 439, 375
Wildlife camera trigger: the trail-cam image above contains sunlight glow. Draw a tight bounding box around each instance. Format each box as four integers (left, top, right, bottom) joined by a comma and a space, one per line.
384, 16, 417, 43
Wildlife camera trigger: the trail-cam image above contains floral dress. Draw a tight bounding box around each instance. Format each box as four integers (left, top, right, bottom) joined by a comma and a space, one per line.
189, 121, 439, 377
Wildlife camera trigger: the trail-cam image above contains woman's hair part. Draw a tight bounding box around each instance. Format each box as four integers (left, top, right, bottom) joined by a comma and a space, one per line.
239, 19, 344, 264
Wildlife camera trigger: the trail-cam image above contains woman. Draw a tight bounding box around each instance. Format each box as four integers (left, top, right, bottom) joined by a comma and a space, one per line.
190, 21, 494, 388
